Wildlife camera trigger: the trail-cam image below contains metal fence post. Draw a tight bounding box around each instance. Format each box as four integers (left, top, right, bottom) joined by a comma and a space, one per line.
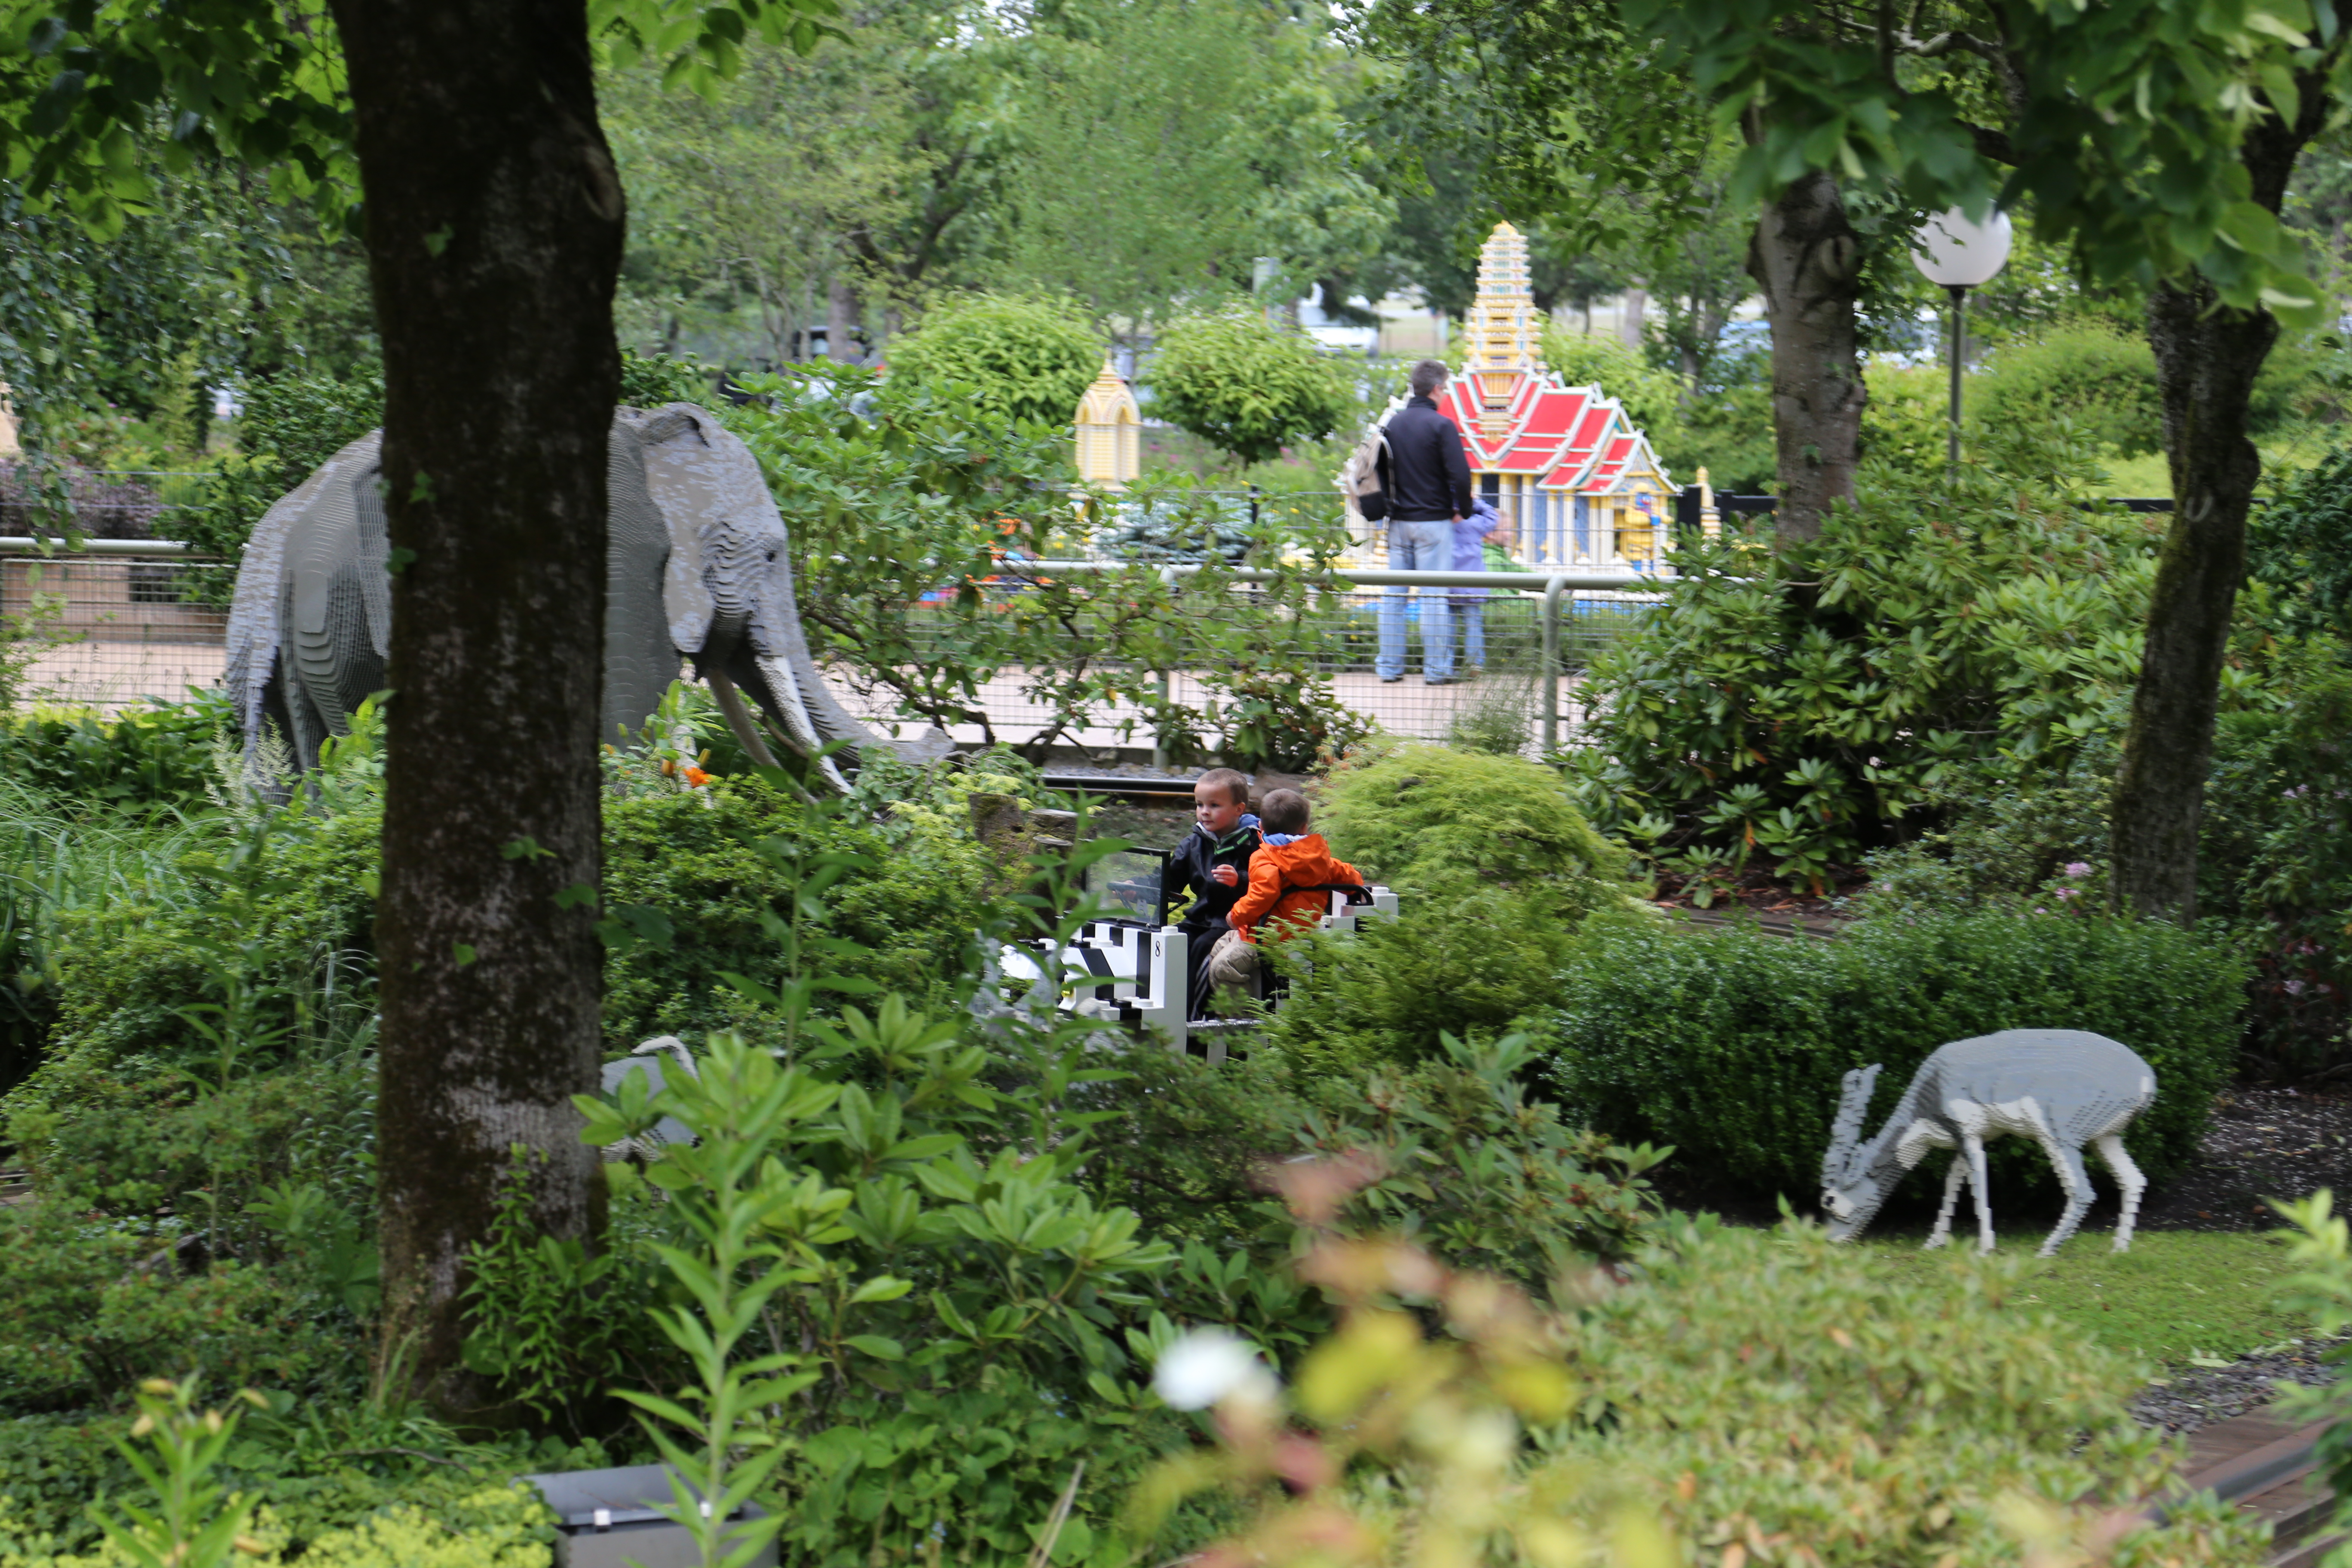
1540, 574, 1567, 757
1153, 564, 1181, 772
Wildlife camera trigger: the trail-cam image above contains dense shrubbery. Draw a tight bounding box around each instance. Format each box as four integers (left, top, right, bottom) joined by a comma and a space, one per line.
1089, 1031, 1669, 1292
1157, 1215, 2260, 1568
1567, 435, 2160, 889
1559, 1223, 2257, 1568
0, 691, 1684, 1564
600, 777, 1003, 1049
0, 1399, 591, 1567
1551, 911, 2245, 1197
1254, 742, 1643, 1066
0, 695, 229, 812
1975, 319, 2165, 457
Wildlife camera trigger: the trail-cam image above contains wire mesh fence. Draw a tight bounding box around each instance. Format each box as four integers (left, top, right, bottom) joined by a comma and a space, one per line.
1, 551, 234, 710
817, 583, 1658, 756
1, 478, 1674, 757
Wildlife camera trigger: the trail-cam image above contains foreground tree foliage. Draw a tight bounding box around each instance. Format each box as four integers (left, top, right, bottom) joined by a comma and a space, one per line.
0, 0, 837, 1406
1143, 1200, 2265, 1568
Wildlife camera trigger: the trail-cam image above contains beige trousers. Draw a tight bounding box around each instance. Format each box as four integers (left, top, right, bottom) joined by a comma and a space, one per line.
1203, 928, 1262, 998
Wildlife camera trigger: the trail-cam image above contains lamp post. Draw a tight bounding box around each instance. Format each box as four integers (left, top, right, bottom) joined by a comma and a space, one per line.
1910, 208, 2012, 466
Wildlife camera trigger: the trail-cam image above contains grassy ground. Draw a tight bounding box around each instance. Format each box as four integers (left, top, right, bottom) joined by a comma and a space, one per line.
1862, 1230, 2306, 1370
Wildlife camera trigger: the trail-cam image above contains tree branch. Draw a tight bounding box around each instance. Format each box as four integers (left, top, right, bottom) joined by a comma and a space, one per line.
1896, 27, 2003, 64
1963, 121, 2018, 166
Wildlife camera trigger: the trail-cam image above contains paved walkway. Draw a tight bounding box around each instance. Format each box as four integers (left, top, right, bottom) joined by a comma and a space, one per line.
20, 643, 1589, 754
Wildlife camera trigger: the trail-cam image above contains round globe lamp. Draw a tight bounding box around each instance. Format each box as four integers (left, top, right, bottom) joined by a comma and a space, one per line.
1911, 208, 2012, 465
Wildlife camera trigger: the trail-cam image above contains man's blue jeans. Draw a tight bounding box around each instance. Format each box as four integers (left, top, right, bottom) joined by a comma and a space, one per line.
1376, 519, 1453, 681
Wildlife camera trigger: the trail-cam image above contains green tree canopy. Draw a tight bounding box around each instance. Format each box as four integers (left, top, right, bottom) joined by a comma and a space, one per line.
1147, 307, 1352, 466
886, 293, 1103, 427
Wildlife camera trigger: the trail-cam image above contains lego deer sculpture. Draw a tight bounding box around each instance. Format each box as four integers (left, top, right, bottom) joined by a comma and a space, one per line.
1819, 1029, 2157, 1256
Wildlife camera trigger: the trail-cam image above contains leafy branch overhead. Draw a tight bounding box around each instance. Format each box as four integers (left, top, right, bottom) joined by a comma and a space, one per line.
1620, 0, 2340, 324
0, 0, 843, 236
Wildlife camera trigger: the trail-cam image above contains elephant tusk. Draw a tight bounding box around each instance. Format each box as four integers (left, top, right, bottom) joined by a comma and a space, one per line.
704, 664, 779, 772
754, 652, 851, 793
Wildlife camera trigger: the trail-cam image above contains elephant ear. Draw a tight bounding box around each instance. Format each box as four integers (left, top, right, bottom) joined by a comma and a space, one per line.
642, 405, 720, 655
603, 409, 683, 743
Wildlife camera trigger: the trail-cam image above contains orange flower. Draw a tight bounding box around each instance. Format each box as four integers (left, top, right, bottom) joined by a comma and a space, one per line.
683, 766, 711, 788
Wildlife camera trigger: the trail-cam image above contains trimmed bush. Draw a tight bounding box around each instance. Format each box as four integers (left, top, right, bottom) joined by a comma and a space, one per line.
887, 294, 1105, 429
1974, 319, 2163, 457
1253, 743, 1641, 1066
1147, 307, 1351, 466
1254, 885, 1586, 1069
1317, 740, 1636, 915
1550, 911, 2245, 1197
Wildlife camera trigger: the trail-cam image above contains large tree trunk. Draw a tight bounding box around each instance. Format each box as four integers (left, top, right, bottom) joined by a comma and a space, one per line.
2109, 89, 2322, 922
330, 0, 622, 1408
2113, 284, 2272, 921
1746, 170, 1864, 541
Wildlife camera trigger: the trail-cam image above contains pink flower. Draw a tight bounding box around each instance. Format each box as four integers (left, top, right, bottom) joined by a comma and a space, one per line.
2063, 861, 2091, 878
2055, 888, 2077, 900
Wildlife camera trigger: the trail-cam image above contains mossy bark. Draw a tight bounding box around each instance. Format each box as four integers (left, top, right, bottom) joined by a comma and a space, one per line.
328, 0, 622, 1409
2111, 84, 2325, 922
1746, 169, 1865, 543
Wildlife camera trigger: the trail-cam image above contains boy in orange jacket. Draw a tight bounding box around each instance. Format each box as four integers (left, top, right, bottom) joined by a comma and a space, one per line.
1202, 788, 1363, 1007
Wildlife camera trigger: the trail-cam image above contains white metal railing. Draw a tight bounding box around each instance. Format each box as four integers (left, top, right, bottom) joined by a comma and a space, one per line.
0, 536, 195, 555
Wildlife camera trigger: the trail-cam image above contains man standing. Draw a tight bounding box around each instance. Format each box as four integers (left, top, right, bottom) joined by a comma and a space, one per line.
1374, 359, 1475, 685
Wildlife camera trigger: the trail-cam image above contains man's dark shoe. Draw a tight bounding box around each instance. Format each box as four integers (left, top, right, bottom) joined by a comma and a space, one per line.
1380, 674, 1403, 683
1424, 675, 1454, 686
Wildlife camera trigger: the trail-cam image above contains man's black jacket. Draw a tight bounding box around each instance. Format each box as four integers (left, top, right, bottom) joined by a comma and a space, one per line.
1169, 821, 1258, 932
1377, 395, 1474, 521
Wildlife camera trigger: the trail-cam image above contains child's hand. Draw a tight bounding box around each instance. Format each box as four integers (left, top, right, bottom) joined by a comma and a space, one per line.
1212, 865, 1239, 887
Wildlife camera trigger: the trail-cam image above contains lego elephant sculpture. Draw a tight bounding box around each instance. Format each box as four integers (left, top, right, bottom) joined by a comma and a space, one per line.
222, 402, 945, 789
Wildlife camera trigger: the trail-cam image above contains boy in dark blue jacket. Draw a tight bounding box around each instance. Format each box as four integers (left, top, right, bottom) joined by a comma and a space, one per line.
1169, 768, 1258, 1018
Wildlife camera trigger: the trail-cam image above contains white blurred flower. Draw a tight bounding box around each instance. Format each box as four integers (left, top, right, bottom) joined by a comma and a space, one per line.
1153, 1329, 1276, 1411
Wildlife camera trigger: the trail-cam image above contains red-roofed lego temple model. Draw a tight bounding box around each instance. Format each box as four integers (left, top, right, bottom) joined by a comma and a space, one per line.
1348, 222, 1709, 570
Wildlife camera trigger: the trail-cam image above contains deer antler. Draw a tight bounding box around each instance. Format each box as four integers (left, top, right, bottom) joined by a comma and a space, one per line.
1823, 1064, 1882, 1184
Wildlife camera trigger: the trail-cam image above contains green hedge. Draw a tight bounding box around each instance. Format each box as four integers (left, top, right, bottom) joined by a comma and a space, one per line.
1550, 911, 2245, 1197
0, 695, 229, 814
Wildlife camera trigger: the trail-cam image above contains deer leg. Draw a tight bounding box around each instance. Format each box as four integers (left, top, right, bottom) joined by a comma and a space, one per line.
2095, 1133, 2146, 1253
2040, 1139, 2094, 1257
1966, 1134, 1995, 1253
1924, 1157, 1966, 1250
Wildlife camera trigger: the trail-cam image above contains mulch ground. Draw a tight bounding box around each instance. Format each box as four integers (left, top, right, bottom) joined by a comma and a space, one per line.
2139, 1087, 2352, 1233
1647, 865, 1870, 921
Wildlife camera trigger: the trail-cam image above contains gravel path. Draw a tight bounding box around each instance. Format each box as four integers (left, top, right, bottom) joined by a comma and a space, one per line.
2132, 1335, 2341, 1433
